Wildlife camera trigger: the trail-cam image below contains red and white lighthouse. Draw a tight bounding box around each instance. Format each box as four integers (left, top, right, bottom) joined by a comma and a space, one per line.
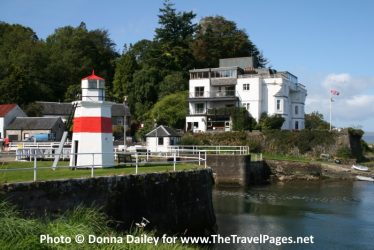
70, 71, 114, 168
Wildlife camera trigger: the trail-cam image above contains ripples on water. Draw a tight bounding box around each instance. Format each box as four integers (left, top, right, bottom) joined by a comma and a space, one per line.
213, 181, 374, 250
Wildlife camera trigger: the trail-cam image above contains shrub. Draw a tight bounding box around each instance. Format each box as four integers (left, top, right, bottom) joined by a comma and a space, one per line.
336, 146, 352, 159
179, 134, 202, 145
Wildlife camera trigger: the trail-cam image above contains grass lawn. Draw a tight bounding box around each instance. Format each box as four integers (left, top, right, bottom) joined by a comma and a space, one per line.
262, 152, 311, 163
0, 161, 203, 184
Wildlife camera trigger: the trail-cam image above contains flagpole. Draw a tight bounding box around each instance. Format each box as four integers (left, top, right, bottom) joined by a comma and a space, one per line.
329, 90, 332, 131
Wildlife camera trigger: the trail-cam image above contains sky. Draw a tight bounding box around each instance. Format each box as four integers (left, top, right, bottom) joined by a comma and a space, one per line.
1, 0, 374, 131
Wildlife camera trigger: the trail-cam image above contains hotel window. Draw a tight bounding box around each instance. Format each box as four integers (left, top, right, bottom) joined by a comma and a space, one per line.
195, 103, 205, 114
242, 103, 250, 111
276, 100, 281, 111
195, 86, 204, 97
295, 105, 299, 115
243, 84, 250, 91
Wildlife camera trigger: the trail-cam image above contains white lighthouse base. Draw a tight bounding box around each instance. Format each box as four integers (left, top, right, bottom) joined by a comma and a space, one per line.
70, 133, 114, 168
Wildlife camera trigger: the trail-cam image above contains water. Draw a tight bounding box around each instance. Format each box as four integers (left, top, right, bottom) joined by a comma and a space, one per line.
213, 181, 374, 249
363, 134, 374, 144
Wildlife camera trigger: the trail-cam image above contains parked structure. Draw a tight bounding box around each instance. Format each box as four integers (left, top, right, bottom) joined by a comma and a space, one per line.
186, 57, 307, 132
0, 104, 26, 139
70, 71, 114, 168
145, 125, 181, 152
6, 117, 65, 141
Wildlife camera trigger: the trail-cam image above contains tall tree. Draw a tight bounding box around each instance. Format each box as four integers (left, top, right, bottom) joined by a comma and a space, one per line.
192, 16, 267, 68
154, 0, 196, 72
150, 91, 188, 129
0, 22, 52, 105
45, 22, 118, 101
112, 53, 138, 102
127, 67, 161, 121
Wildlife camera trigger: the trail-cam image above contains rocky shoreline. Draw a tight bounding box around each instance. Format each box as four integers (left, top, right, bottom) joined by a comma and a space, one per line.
264, 159, 374, 182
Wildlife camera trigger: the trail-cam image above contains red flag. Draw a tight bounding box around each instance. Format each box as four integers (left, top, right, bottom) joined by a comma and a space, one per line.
330, 89, 340, 96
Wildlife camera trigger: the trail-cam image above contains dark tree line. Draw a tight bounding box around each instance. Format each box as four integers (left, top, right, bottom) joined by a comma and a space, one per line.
0, 0, 267, 129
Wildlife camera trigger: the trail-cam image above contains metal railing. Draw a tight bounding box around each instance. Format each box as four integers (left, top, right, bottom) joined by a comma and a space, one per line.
189, 90, 238, 98
0, 150, 207, 182
168, 145, 249, 155
8, 141, 72, 152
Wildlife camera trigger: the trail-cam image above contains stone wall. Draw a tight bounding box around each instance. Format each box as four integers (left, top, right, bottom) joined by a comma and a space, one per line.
206, 155, 249, 186
0, 169, 216, 237
264, 160, 322, 181
206, 155, 270, 186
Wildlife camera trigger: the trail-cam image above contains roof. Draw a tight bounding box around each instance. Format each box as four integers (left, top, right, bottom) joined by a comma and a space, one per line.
36, 102, 131, 117
36, 102, 73, 116
145, 125, 181, 138
82, 70, 104, 80
112, 104, 131, 116
7, 117, 63, 130
0, 104, 17, 117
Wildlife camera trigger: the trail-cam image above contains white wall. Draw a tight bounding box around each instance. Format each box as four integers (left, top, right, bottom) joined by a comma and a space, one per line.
0, 119, 4, 139
237, 78, 262, 121
70, 101, 114, 168
187, 71, 307, 131
146, 137, 172, 152
189, 79, 211, 97
186, 116, 206, 132
1, 106, 27, 139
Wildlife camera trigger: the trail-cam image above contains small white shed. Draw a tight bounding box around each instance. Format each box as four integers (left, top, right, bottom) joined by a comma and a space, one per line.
145, 125, 181, 152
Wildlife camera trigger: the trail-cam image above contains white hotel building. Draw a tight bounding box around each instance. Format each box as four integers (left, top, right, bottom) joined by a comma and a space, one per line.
186, 57, 307, 132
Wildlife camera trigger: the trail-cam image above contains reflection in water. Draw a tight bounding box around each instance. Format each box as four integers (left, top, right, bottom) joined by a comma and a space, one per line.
213, 181, 374, 250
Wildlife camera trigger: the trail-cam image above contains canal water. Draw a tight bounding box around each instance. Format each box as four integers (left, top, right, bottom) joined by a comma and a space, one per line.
213, 181, 374, 249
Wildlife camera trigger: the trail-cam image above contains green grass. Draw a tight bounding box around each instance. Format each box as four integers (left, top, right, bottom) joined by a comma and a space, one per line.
0, 201, 197, 250
0, 161, 203, 184
262, 152, 311, 163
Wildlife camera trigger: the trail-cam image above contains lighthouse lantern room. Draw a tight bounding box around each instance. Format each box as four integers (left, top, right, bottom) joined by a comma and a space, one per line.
70, 70, 114, 168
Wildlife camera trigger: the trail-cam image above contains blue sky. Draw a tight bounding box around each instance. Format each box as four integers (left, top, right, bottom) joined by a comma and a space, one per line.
1, 0, 374, 131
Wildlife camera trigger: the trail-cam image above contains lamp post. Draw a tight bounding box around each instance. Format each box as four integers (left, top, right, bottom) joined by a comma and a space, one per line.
123, 96, 128, 150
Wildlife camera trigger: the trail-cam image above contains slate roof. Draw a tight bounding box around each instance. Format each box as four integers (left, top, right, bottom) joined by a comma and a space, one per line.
7, 117, 63, 130
0, 104, 17, 117
37, 102, 131, 117
145, 125, 181, 138
112, 104, 131, 116
37, 102, 72, 116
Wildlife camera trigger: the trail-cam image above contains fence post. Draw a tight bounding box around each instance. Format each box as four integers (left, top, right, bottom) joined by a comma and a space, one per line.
204, 151, 207, 169
33, 153, 37, 182
135, 153, 138, 174
198, 151, 201, 166
91, 153, 94, 178
173, 152, 176, 171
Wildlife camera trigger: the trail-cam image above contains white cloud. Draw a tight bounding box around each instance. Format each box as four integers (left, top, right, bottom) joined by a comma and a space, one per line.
305, 73, 374, 130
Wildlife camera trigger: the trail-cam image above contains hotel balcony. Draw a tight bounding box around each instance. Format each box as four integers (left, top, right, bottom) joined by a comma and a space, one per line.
188, 107, 236, 116
188, 90, 239, 101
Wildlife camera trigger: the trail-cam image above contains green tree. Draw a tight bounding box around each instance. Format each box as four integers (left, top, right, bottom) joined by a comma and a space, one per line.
154, 0, 196, 72
149, 91, 188, 129
305, 111, 330, 130
112, 53, 138, 102
258, 113, 285, 130
192, 16, 267, 68
231, 107, 257, 131
45, 22, 118, 101
0, 22, 52, 105
158, 71, 188, 98
127, 67, 161, 121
